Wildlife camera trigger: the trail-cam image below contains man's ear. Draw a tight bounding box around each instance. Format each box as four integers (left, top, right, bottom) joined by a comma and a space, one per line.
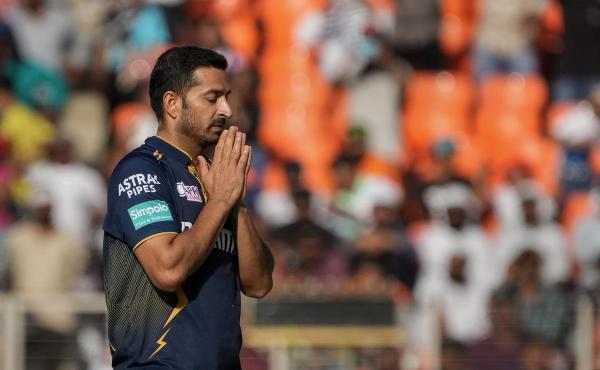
163, 91, 180, 120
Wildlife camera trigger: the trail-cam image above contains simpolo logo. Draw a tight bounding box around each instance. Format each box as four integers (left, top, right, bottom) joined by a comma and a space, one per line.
128, 200, 173, 230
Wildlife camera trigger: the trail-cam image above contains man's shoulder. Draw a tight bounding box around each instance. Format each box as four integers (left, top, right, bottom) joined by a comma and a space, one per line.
111, 144, 164, 179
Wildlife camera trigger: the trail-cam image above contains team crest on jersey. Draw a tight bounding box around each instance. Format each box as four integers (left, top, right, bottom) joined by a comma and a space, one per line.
176, 182, 203, 203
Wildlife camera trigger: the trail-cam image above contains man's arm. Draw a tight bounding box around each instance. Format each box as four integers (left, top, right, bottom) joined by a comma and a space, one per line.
134, 200, 231, 292
134, 128, 249, 292
235, 206, 274, 298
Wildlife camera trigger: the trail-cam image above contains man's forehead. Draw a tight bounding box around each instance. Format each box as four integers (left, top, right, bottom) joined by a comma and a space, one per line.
191, 67, 230, 91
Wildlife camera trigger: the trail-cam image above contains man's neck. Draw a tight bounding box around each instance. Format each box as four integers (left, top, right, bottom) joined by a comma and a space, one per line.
157, 129, 203, 162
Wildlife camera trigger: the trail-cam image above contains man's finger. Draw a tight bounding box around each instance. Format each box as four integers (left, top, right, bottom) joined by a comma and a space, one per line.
222, 126, 237, 163
230, 132, 243, 165
244, 144, 252, 177
197, 155, 210, 180
237, 145, 251, 174
213, 129, 228, 164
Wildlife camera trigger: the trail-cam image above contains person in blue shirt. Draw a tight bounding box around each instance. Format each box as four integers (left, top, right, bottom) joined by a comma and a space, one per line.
103, 46, 274, 370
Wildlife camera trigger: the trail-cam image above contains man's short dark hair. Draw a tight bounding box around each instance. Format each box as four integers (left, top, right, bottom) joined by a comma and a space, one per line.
149, 46, 228, 121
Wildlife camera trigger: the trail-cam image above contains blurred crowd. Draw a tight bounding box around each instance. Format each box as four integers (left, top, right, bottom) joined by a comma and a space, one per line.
1, 0, 600, 369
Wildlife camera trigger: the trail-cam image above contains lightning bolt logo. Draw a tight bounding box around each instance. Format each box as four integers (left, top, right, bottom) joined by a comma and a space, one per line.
149, 328, 171, 359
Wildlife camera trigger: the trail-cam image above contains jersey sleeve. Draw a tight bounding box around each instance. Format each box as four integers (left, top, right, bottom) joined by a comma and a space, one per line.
104, 155, 179, 251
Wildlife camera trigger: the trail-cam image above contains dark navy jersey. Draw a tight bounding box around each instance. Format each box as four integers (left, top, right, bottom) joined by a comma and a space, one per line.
103, 136, 241, 370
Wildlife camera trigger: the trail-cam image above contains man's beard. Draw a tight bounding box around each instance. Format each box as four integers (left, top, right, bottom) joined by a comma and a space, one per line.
177, 107, 222, 147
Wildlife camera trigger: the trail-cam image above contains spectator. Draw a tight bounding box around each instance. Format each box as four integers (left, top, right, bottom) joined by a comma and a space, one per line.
270, 188, 333, 246
419, 183, 494, 284
474, 0, 546, 81
520, 336, 554, 370
0, 20, 19, 68
295, 0, 388, 84
496, 183, 569, 285
0, 75, 55, 163
26, 138, 106, 250
5, 0, 88, 79
391, 0, 441, 70
493, 166, 545, 230
351, 201, 419, 292
275, 221, 347, 296
551, 86, 600, 196
329, 129, 404, 230
6, 190, 87, 370
553, 0, 600, 101
256, 161, 327, 228
413, 252, 492, 347
405, 137, 478, 223
497, 250, 573, 347
441, 340, 468, 370
574, 192, 600, 287
465, 291, 523, 370
187, 18, 248, 74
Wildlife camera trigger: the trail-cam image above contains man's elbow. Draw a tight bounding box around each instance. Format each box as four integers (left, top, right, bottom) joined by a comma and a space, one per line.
243, 279, 273, 299
149, 269, 184, 293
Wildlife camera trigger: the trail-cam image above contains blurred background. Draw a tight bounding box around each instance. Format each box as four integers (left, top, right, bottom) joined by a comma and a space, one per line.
0, 0, 599, 369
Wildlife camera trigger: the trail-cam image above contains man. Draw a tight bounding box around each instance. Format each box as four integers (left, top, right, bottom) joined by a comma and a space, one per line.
27, 137, 106, 249
103, 46, 274, 369
7, 191, 87, 370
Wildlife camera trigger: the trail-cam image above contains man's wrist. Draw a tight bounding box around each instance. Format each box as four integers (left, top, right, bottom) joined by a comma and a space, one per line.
232, 201, 249, 216
206, 198, 234, 214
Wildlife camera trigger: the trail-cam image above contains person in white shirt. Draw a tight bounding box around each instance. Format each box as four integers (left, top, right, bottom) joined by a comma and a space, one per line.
495, 183, 569, 285
410, 183, 495, 359
7, 0, 88, 74
26, 138, 106, 250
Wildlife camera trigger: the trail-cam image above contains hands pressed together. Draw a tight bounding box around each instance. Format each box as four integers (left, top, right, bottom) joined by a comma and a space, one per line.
196, 126, 251, 209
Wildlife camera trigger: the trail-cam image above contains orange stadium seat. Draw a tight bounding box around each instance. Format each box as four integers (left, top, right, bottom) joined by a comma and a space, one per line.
403, 71, 474, 157
404, 71, 474, 114
358, 153, 401, 183
404, 109, 469, 156
480, 74, 548, 114
209, 0, 250, 20
221, 13, 259, 59
412, 132, 482, 183
475, 110, 543, 185
365, 0, 395, 11
261, 160, 289, 191
518, 138, 560, 196
483, 137, 559, 195
256, 0, 326, 50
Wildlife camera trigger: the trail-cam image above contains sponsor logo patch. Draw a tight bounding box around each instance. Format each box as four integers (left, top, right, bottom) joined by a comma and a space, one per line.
118, 173, 161, 198
128, 200, 173, 230
176, 182, 203, 203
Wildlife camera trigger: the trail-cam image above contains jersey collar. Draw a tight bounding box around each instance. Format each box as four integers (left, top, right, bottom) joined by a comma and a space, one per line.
146, 136, 194, 165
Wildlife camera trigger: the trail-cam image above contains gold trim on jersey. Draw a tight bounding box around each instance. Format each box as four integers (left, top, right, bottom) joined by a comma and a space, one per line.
187, 164, 209, 201
132, 232, 178, 252
148, 288, 189, 359
155, 135, 194, 162
164, 288, 188, 328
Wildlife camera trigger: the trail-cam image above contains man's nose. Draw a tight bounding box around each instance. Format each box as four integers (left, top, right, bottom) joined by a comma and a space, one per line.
218, 100, 232, 118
